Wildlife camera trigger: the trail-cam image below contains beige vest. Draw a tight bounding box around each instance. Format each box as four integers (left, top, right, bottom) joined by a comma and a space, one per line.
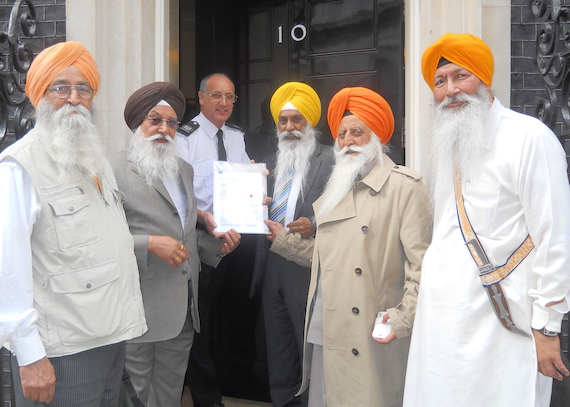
1, 130, 147, 357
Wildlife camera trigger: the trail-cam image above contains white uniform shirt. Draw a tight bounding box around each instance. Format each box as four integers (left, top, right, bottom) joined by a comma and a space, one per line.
404, 99, 570, 407
0, 158, 45, 366
175, 112, 250, 212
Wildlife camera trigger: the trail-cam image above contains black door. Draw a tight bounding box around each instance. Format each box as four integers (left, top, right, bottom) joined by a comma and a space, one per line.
182, 0, 404, 401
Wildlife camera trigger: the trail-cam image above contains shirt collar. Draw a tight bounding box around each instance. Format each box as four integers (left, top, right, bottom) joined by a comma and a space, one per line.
195, 112, 225, 140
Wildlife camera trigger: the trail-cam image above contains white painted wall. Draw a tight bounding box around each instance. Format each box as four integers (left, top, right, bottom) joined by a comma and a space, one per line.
66, 0, 178, 153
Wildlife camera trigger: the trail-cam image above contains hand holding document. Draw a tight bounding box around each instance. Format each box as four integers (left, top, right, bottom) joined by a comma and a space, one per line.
213, 161, 268, 234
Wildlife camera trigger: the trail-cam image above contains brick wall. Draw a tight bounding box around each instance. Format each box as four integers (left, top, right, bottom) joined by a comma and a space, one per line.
510, 1, 543, 116
511, 0, 570, 136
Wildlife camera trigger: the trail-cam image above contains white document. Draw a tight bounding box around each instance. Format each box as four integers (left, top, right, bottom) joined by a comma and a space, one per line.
213, 161, 268, 234
372, 311, 392, 339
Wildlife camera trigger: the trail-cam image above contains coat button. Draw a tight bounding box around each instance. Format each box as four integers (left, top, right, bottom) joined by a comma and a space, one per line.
369, 189, 377, 196
354, 268, 362, 276
182, 269, 188, 275
173, 211, 179, 216
86, 283, 92, 289
352, 307, 360, 315
352, 348, 359, 356
394, 165, 400, 169
361, 225, 369, 234
69, 206, 74, 211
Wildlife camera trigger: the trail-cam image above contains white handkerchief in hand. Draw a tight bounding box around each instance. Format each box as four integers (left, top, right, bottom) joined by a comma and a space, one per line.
372, 311, 392, 339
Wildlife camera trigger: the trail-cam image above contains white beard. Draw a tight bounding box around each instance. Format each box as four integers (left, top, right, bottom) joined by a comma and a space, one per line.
127, 127, 180, 186
273, 123, 318, 198
427, 84, 492, 212
35, 98, 106, 182
316, 134, 384, 219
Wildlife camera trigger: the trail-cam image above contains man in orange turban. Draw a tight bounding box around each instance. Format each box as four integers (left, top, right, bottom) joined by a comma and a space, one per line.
251, 81, 333, 407
25, 40, 99, 108
264, 86, 431, 406
0, 41, 147, 406
404, 33, 570, 407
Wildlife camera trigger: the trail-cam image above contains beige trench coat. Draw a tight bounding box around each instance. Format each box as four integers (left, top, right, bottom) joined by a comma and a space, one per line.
271, 156, 432, 407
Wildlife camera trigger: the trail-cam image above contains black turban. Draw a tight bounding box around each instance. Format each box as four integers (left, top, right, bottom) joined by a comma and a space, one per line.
124, 81, 186, 131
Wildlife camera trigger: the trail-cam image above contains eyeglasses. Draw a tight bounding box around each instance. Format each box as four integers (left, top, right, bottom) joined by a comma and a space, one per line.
48, 85, 94, 100
146, 116, 180, 129
207, 93, 238, 103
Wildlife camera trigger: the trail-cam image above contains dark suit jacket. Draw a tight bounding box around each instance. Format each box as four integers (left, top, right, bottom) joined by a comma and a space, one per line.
250, 142, 334, 296
109, 152, 221, 342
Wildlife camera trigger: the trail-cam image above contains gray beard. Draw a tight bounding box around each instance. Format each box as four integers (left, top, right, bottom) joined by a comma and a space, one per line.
316, 135, 384, 219
427, 85, 492, 215
34, 98, 105, 182
127, 127, 180, 186
273, 124, 318, 199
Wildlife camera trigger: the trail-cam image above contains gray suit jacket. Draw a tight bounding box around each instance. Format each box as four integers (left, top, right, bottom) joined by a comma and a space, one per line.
250, 142, 334, 296
109, 152, 221, 342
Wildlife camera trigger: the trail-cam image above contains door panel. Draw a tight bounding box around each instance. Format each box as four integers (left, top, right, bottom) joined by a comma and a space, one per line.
186, 0, 404, 401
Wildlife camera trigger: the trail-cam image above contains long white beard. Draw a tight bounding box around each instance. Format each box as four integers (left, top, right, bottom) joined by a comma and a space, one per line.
316, 134, 384, 219
35, 98, 106, 181
127, 127, 180, 186
428, 85, 491, 211
273, 124, 318, 198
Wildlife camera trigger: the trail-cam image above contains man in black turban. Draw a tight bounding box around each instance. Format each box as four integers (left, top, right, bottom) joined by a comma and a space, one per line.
108, 82, 241, 406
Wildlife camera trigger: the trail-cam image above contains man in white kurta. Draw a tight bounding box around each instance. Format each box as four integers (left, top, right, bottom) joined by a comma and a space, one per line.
404, 33, 570, 407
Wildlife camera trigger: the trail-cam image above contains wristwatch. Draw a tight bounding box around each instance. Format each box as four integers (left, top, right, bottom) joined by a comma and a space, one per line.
535, 327, 559, 337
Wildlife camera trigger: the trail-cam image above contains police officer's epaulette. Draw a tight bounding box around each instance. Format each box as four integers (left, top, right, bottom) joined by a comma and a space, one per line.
225, 122, 245, 134
392, 165, 423, 181
178, 121, 200, 137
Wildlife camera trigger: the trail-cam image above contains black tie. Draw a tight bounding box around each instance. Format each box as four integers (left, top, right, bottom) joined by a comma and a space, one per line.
217, 129, 227, 161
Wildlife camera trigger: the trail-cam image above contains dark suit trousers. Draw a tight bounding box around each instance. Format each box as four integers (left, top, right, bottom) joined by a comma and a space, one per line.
186, 261, 226, 406
262, 251, 310, 407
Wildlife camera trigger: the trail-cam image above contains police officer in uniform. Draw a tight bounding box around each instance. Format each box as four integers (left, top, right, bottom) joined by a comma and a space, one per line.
176, 73, 250, 407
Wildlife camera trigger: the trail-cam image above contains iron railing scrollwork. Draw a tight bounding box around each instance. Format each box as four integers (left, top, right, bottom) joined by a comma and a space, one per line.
530, 8, 570, 407
532, 0, 570, 179
0, 0, 36, 153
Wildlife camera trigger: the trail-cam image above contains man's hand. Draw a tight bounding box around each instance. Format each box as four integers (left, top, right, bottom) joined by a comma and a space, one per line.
197, 210, 225, 238
264, 219, 284, 242
533, 329, 570, 381
287, 217, 315, 238
148, 235, 188, 269
20, 357, 56, 403
373, 312, 396, 344
218, 229, 241, 255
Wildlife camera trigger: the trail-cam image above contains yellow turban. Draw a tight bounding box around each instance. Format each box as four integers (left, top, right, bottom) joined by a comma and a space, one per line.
270, 82, 321, 127
327, 87, 394, 145
421, 33, 494, 91
26, 41, 100, 107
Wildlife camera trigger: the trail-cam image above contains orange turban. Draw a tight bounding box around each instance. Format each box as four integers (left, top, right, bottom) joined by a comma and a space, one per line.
270, 82, 321, 127
25, 41, 100, 107
327, 87, 394, 145
421, 33, 494, 91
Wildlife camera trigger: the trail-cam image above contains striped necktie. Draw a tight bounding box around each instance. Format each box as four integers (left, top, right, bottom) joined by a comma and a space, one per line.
269, 169, 293, 225
217, 129, 227, 161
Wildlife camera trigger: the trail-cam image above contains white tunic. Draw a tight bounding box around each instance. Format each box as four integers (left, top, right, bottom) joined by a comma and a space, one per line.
404, 99, 570, 407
